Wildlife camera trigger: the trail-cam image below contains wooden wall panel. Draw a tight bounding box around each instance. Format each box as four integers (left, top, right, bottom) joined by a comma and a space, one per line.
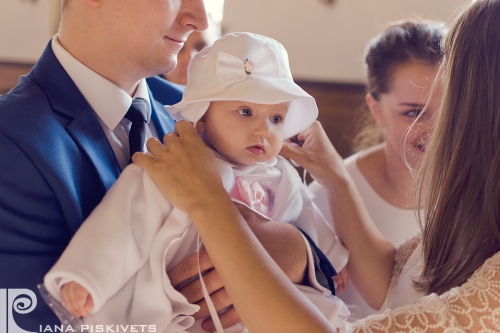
0, 62, 33, 94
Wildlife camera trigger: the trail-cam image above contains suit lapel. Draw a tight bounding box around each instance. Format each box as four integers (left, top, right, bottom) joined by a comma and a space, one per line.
33, 41, 121, 191
66, 106, 122, 191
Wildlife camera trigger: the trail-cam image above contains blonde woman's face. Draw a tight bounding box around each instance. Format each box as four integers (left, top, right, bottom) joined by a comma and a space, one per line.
368, 62, 441, 167
197, 100, 289, 165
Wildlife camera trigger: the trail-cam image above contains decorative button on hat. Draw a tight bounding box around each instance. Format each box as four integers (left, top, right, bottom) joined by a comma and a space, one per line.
165, 32, 318, 139
244, 59, 253, 75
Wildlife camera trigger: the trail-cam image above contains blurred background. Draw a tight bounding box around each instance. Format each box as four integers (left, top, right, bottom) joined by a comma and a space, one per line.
0, 0, 471, 157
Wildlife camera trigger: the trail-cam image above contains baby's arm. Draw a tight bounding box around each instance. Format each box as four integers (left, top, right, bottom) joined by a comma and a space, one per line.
44, 164, 173, 312
60, 281, 94, 318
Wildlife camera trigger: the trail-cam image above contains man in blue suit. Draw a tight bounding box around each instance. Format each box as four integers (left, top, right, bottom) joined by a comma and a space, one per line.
0, 0, 322, 331
0, 0, 208, 329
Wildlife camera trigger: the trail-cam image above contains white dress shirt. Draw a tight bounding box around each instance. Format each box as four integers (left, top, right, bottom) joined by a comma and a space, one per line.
51, 34, 159, 170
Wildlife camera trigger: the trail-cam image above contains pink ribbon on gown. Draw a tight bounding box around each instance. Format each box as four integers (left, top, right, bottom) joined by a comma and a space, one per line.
230, 176, 270, 217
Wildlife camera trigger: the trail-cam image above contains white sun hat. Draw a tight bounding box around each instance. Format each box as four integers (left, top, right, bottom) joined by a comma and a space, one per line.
164, 32, 318, 139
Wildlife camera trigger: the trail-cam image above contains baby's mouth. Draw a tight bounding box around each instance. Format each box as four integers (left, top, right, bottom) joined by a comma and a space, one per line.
247, 145, 265, 155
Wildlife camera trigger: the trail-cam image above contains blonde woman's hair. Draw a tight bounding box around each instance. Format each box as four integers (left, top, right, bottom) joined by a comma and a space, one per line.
415, 0, 500, 295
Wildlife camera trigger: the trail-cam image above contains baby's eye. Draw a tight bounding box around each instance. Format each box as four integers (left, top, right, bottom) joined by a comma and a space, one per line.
237, 109, 252, 116
271, 115, 283, 124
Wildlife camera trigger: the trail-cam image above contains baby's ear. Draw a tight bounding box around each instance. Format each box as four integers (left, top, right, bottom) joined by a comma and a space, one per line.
195, 115, 206, 133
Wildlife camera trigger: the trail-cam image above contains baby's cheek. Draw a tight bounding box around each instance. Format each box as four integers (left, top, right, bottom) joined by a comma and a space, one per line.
270, 137, 284, 155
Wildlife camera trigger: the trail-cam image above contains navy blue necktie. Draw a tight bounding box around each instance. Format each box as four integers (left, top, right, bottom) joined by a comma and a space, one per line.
125, 98, 149, 162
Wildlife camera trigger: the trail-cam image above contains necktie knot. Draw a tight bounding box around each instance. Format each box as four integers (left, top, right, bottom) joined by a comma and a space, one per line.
125, 98, 149, 124
125, 98, 149, 162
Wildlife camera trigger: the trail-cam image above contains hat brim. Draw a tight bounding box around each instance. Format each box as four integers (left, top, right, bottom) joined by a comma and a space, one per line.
165, 77, 318, 139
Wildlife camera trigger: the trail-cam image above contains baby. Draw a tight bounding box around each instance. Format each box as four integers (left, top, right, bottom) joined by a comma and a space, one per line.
44, 32, 349, 333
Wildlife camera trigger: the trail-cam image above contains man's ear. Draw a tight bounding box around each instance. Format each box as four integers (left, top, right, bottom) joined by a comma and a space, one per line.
366, 93, 383, 127
195, 115, 206, 133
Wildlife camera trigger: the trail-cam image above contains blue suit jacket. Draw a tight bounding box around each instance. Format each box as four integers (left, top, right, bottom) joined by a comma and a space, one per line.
0, 41, 180, 329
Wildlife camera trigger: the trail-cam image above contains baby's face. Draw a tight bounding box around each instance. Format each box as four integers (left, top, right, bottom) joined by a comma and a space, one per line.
198, 100, 289, 165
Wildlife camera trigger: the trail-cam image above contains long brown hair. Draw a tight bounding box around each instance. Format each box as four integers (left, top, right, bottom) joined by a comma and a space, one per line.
353, 19, 446, 150
416, 0, 500, 295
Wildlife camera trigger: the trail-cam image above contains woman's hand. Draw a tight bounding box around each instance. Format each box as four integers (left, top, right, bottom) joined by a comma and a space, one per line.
133, 120, 227, 215
279, 121, 349, 187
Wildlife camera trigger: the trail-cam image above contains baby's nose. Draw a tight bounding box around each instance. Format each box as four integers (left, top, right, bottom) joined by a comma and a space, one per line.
253, 120, 272, 138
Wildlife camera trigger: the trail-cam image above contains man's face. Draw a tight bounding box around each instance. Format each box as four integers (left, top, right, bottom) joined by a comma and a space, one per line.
103, 0, 209, 79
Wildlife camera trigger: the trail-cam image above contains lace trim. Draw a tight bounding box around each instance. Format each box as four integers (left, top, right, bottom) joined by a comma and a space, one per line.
346, 250, 500, 332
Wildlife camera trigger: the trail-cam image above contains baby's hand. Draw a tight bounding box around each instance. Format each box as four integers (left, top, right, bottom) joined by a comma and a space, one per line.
60, 281, 94, 317
333, 268, 349, 294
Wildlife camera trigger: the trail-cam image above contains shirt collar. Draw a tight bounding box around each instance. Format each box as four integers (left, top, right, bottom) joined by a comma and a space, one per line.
51, 34, 151, 130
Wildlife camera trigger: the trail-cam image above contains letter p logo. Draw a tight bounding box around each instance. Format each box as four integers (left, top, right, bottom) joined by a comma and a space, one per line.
0, 289, 37, 333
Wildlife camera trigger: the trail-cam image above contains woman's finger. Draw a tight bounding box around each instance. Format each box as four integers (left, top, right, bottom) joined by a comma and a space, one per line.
174, 119, 198, 137
279, 141, 305, 164
146, 137, 164, 153
162, 132, 179, 146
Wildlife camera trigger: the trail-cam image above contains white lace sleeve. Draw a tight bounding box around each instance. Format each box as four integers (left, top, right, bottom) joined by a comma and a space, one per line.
343, 251, 500, 332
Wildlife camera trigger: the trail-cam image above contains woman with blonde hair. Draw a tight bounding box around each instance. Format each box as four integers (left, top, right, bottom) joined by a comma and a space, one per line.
135, 0, 500, 331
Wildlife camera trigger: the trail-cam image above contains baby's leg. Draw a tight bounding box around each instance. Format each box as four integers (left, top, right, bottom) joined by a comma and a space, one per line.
60, 281, 94, 318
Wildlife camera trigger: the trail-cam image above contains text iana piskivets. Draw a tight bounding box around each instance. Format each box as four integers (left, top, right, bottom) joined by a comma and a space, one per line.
39, 325, 157, 333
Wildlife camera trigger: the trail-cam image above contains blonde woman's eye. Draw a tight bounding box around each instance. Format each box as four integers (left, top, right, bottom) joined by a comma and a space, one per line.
237, 109, 252, 116
271, 115, 283, 124
405, 109, 422, 118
